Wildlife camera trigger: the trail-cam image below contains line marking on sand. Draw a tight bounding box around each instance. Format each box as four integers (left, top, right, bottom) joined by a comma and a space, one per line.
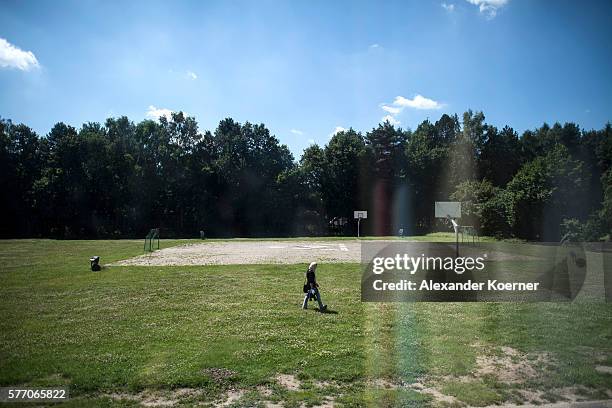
294, 245, 332, 250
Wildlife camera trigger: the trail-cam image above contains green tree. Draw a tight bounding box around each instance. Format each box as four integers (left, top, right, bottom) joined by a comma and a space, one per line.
0, 119, 43, 236
450, 180, 512, 237
365, 121, 407, 234
447, 110, 485, 188
294, 145, 327, 235
479, 125, 522, 186
212, 118, 293, 235
405, 119, 450, 232
322, 129, 366, 221
40, 122, 86, 237
506, 144, 588, 240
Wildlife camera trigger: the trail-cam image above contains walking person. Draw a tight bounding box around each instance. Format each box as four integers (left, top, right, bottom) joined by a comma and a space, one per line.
302, 262, 327, 312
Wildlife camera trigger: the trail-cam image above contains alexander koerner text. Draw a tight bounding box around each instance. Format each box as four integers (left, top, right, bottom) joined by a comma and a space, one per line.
372, 280, 540, 291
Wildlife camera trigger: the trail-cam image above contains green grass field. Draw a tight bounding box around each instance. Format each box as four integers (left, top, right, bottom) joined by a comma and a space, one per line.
0, 239, 611, 407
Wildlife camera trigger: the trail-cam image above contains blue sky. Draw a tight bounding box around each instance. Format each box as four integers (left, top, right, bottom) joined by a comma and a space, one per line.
1, 0, 611, 157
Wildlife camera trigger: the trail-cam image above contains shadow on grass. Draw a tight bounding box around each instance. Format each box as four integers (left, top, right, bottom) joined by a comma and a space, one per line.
317, 309, 338, 314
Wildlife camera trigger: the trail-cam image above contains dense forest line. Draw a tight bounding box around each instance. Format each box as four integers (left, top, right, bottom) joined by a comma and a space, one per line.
1, 111, 610, 240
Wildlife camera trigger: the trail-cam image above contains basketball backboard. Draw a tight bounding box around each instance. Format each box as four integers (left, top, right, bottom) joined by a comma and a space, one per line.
354, 210, 367, 219
435, 201, 461, 219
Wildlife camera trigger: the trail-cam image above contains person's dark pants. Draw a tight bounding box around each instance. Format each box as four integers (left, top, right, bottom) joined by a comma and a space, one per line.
302, 287, 324, 310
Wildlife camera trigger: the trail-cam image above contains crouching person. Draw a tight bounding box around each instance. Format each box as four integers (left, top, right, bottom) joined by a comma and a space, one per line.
302, 262, 327, 312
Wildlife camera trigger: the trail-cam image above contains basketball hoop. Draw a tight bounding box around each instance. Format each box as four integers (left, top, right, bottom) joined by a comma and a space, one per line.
353, 211, 367, 238
435, 202, 461, 256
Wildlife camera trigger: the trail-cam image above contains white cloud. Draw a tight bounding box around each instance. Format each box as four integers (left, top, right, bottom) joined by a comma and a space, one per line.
307, 138, 315, 145
146, 105, 174, 120
186, 70, 197, 80
379, 94, 443, 127
329, 126, 347, 138
393, 94, 443, 110
290, 129, 304, 135
381, 105, 402, 115
441, 2, 455, 11
0, 38, 39, 71
381, 115, 401, 126
466, 0, 508, 18
369, 43, 381, 49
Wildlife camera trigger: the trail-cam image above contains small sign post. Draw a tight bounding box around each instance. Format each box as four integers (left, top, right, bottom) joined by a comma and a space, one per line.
353, 211, 367, 238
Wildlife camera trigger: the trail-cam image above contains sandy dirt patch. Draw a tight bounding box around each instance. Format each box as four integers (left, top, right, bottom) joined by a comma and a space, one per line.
112, 240, 362, 266
596, 366, 612, 375
276, 373, 301, 391
214, 389, 244, 407
475, 346, 552, 384
108, 388, 203, 406
110, 240, 544, 266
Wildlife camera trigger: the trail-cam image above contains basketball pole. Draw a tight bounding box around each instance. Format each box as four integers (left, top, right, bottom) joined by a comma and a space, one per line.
449, 216, 459, 257
354, 210, 367, 239
455, 226, 459, 257
436, 202, 462, 258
